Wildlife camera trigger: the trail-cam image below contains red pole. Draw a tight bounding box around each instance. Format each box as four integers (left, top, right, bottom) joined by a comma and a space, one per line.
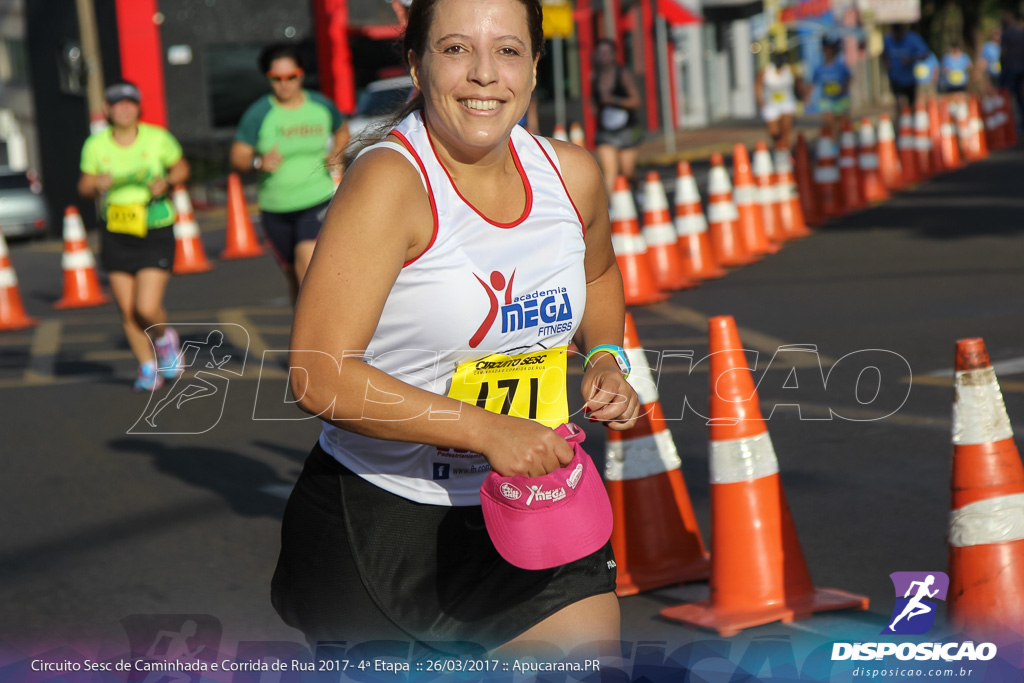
313, 0, 357, 114
115, 0, 167, 127
576, 0, 596, 149
642, 0, 658, 131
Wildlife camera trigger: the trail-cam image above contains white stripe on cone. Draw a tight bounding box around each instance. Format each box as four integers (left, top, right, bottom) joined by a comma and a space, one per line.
63, 212, 87, 242
607, 431, 683, 480
643, 223, 679, 246
611, 233, 648, 255
707, 201, 739, 223
675, 214, 708, 236
0, 267, 17, 288
62, 249, 96, 270
952, 368, 1014, 444
709, 432, 780, 483
949, 493, 1024, 547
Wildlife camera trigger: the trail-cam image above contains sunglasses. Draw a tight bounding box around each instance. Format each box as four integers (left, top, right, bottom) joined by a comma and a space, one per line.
267, 69, 303, 83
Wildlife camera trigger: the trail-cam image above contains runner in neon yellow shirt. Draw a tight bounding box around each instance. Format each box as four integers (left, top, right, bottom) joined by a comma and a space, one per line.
230, 44, 349, 303
78, 82, 190, 391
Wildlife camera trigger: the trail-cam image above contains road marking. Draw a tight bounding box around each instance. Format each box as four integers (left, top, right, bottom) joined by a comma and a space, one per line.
218, 308, 287, 379
260, 483, 294, 500
646, 302, 836, 366
908, 375, 1024, 393
81, 349, 135, 362
22, 320, 62, 385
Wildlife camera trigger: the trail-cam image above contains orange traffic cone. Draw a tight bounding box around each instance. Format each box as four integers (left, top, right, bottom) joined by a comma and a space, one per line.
857, 117, 890, 204
877, 114, 905, 192
641, 172, 696, 291
569, 122, 586, 147
967, 95, 990, 161
791, 135, 823, 227
221, 173, 265, 260
956, 98, 975, 161
898, 106, 921, 184
938, 100, 963, 171
0, 229, 38, 330
605, 313, 710, 596
660, 316, 869, 636
914, 102, 934, 178
707, 153, 755, 267
751, 142, 786, 247
814, 128, 844, 218
610, 176, 668, 306
773, 144, 812, 240
927, 97, 946, 173
838, 121, 864, 211
672, 161, 726, 280
732, 144, 777, 256
552, 124, 569, 142
947, 338, 1024, 637
54, 206, 110, 310
171, 186, 214, 275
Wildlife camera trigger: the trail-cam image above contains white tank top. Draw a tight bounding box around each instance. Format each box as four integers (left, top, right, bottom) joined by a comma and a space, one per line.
319, 111, 587, 506
762, 63, 796, 107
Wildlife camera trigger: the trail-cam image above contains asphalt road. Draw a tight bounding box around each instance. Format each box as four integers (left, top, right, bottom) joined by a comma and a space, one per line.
2, 144, 1023, 676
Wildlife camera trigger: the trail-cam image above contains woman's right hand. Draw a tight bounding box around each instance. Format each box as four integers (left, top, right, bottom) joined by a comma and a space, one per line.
481, 416, 575, 478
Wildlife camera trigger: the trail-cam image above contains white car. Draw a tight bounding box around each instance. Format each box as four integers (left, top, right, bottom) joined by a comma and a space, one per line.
345, 75, 415, 155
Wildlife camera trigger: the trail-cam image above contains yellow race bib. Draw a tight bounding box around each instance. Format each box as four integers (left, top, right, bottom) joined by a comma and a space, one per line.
447, 347, 568, 428
772, 91, 787, 103
106, 203, 148, 237
913, 63, 931, 81
948, 70, 965, 86
824, 82, 843, 97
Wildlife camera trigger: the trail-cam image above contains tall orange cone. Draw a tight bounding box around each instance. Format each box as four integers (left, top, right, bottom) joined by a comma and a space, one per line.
171, 186, 214, 275
672, 161, 726, 280
605, 313, 710, 596
732, 144, 777, 256
569, 122, 586, 147
966, 95, 990, 161
54, 206, 110, 310
857, 117, 890, 204
838, 121, 864, 211
0, 229, 38, 330
898, 106, 921, 183
877, 114, 905, 192
947, 338, 1024, 637
552, 124, 569, 142
814, 128, 844, 218
773, 144, 812, 239
660, 316, 869, 636
640, 172, 696, 291
751, 142, 786, 246
956, 98, 975, 161
792, 134, 823, 227
913, 101, 935, 178
927, 96, 945, 173
610, 175, 668, 305
706, 153, 755, 267
221, 172, 265, 260
938, 100, 963, 171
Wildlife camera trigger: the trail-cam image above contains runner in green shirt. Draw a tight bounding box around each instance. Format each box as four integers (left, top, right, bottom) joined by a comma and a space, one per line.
230, 44, 349, 303
78, 81, 190, 392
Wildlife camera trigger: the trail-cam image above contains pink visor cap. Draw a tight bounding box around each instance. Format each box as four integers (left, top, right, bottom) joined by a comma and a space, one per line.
480, 423, 613, 571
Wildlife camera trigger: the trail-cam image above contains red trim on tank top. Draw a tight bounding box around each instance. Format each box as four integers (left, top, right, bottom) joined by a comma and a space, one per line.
530, 135, 586, 238
390, 130, 439, 267
424, 126, 533, 228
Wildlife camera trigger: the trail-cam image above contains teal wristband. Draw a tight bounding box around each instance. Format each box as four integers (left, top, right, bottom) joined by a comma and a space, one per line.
584, 344, 631, 378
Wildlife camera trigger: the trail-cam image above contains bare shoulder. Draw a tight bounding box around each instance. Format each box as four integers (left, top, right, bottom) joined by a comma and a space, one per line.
545, 137, 605, 213
338, 137, 424, 198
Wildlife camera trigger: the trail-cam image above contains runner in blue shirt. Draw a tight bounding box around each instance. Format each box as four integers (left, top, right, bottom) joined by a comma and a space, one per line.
811, 36, 852, 139
941, 44, 972, 93
913, 51, 940, 98
883, 24, 930, 122
981, 30, 1001, 87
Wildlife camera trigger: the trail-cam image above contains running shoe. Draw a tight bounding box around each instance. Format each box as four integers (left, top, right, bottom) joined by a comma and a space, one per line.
155, 327, 183, 379
134, 361, 165, 392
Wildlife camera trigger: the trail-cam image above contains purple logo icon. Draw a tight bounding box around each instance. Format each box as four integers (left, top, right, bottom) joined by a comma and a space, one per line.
882, 571, 949, 635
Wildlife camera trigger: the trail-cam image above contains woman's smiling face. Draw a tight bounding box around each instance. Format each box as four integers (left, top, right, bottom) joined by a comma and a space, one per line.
410, 0, 538, 157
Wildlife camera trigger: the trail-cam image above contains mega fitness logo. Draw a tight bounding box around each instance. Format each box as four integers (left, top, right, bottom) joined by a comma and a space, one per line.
469, 269, 573, 348
832, 571, 997, 663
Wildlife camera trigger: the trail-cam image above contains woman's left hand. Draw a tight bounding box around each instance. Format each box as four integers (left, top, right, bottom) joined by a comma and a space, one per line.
149, 177, 169, 198
581, 357, 640, 430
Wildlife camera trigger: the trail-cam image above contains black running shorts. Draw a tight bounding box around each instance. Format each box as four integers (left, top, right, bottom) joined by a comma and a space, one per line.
259, 199, 331, 268
271, 442, 617, 655
100, 225, 175, 274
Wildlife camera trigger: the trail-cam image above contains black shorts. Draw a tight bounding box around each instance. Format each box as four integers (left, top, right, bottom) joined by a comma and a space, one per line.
271, 442, 617, 655
260, 199, 331, 268
891, 81, 918, 105
594, 126, 642, 149
100, 225, 175, 274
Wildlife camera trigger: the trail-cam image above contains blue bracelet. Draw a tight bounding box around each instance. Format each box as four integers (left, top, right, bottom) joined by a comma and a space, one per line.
584, 344, 631, 378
